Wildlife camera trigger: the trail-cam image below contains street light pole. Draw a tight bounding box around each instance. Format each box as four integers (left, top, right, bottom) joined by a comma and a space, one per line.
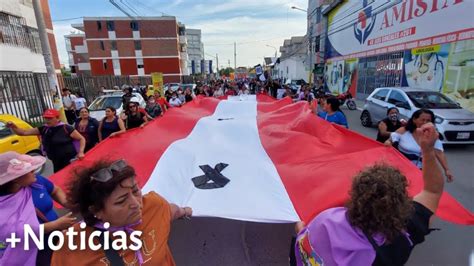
32, 0, 66, 121
291, 5, 313, 85
266, 44, 277, 59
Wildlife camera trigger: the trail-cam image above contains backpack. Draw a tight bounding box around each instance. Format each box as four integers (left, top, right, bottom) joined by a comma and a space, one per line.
41, 123, 80, 157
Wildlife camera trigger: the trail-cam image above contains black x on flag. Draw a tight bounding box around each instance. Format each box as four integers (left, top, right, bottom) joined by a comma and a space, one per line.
192, 163, 230, 189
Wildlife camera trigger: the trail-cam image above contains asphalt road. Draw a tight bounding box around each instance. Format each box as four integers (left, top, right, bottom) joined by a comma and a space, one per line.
43, 104, 474, 266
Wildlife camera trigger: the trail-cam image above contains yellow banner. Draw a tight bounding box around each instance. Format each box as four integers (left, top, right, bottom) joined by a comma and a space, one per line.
412, 45, 441, 55
149, 72, 164, 97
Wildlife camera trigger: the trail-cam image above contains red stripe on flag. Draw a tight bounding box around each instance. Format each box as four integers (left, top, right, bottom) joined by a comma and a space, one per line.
257, 99, 473, 225
49, 97, 220, 194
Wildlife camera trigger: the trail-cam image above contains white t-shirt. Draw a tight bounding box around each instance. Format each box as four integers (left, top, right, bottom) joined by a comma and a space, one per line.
73, 97, 87, 110
169, 97, 182, 107
62, 94, 77, 109
390, 131, 443, 168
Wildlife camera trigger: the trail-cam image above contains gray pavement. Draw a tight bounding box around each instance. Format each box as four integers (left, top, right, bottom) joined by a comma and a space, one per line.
44, 102, 473, 266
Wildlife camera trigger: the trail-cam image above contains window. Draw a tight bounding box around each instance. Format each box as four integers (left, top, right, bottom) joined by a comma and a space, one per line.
130, 21, 139, 31
111, 40, 117, 50
103, 61, 108, 69
372, 89, 389, 101
387, 90, 408, 105
112, 59, 120, 70
0, 12, 41, 54
314, 36, 320, 53
97, 21, 102, 31
0, 122, 13, 139
316, 7, 321, 23
100, 41, 105, 50
106, 21, 115, 31
134, 40, 141, 50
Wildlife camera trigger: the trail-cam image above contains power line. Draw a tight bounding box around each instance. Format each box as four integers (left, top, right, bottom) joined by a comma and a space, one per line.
121, 0, 141, 17
52, 16, 83, 22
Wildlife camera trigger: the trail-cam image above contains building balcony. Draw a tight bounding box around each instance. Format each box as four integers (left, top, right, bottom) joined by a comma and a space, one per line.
71, 23, 84, 32
179, 35, 187, 45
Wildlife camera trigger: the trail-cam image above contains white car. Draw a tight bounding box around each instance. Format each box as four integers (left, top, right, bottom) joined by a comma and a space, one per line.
360, 87, 474, 144
88, 92, 146, 121
164, 83, 181, 92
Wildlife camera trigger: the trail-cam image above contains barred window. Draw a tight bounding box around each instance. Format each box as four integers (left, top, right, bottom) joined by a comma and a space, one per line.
0, 12, 42, 54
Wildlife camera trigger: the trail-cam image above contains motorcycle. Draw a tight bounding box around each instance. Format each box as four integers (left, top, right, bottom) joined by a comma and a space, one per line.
336, 91, 357, 110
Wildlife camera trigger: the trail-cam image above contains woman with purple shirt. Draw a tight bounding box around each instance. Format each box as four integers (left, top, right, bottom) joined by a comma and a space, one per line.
292, 123, 444, 266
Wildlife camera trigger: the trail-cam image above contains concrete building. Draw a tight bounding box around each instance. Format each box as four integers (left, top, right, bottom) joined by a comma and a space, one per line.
66, 16, 188, 83
322, 0, 474, 111
0, 0, 61, 73
186, 28, 204, 75
307, 0, 334, 83
274, 36, 308, 82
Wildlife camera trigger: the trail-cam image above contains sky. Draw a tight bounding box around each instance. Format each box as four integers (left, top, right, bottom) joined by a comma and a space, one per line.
49, 0, 309, 69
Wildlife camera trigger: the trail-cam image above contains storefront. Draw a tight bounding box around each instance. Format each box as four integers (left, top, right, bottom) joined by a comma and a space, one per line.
324, 0, 474, 112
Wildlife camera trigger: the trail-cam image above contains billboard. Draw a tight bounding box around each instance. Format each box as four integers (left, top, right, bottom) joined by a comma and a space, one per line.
326, 0, 474, 60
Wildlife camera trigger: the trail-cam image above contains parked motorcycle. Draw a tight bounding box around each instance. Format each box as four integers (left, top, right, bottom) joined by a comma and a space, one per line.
337, 91, 357, 110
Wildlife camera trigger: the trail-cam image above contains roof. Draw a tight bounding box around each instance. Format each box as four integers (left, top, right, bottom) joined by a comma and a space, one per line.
376, 87, 440, 92
83, 16, 176, 21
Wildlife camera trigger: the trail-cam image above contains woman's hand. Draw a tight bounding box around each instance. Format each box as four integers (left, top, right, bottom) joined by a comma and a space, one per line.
6, 121, 17, 129
445, 169, 454, 183
295, 221, 306, 234
181, 207, 192, 219
77, 152, 85, 159
53, 212, 77, 230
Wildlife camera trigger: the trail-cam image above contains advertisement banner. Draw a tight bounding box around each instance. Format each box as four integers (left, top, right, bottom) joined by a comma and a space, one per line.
324, 60, 344, 94
326, 0, 474, 60
443, 39, 474, 112
402, 44, 450, 92
150, 72, 164, 97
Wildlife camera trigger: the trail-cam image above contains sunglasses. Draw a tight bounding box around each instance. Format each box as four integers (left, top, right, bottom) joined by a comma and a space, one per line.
90, 159, 128, 183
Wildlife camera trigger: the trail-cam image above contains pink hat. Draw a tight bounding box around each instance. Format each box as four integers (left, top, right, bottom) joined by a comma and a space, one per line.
0, 152, 46, 185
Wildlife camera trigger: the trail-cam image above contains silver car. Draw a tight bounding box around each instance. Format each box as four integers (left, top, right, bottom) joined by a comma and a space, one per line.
360, 87, 474, 144
88, 92, 146, 121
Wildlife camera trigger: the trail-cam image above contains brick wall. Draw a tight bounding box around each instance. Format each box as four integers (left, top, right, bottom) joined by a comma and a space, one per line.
117, 40, 135, 57
84, 20, 108, 39
139, 20, 178, 38
87, 40, 111, 58
142, 39, 179, 56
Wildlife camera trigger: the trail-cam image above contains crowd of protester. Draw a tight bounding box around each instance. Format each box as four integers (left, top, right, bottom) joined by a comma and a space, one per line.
0, 77, 456, 265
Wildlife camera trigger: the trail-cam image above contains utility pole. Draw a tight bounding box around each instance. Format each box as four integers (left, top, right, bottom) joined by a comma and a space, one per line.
32, 0, 65, 121
234, 42, 237, 70
216, 53, 219, 78
308, 22, 313, 85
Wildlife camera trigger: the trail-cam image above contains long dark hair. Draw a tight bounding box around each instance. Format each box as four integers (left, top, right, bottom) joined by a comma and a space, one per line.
326, 97, 346, 118
405, 109, 435, 133
67, 159, 136, 226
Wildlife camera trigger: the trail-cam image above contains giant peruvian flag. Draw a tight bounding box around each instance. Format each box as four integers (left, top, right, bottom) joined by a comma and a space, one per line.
51, 95, 473, 225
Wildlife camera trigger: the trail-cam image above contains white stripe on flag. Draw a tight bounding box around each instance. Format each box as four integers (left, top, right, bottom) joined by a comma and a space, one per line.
142, 97, 299, 223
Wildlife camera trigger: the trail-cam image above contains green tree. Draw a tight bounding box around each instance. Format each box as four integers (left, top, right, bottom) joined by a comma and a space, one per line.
219, 67, 234, 77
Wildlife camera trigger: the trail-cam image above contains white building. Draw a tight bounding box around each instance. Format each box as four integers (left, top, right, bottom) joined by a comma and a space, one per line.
0, 0, 46, 73
186, 28, 204, 74
274, 36, 308, 82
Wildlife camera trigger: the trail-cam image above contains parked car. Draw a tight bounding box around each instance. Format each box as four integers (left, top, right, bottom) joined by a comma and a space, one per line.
88, 92, 146, 121
164, 83, 181, 92
360, 87, 474, 144
0, 114, 44, 171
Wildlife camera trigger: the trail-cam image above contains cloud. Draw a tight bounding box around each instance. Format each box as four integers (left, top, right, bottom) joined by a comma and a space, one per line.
194, 15, 307, 67
51, 0, 308, 68
52, 22, 80, 66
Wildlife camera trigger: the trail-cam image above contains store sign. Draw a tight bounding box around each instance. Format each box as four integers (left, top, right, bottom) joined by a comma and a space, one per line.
326, 0, 474, 60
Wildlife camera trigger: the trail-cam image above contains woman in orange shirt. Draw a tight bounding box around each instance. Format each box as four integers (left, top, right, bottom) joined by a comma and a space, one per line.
51, 159, 192, 266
